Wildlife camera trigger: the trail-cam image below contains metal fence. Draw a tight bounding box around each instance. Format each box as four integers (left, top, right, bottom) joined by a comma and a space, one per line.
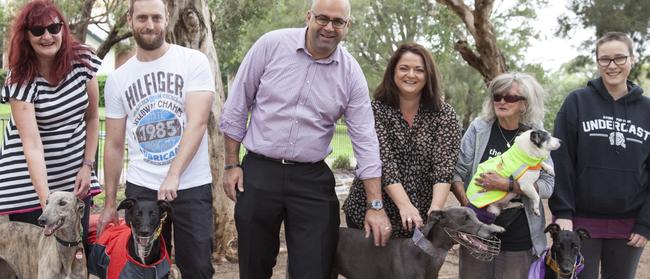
0, 117, 354, 184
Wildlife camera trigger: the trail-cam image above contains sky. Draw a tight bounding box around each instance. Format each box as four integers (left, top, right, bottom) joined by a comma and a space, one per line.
524, 1, 594, 71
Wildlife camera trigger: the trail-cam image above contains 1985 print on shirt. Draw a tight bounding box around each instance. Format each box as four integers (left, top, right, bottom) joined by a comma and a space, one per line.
125, 71, 184, 165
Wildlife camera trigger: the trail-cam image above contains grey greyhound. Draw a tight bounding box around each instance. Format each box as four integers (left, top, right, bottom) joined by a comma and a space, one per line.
332, 207, 505, 279
0, 191, 86, 279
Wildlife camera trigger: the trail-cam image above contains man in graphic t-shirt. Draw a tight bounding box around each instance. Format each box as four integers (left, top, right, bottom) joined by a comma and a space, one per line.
97, 0, 215, 278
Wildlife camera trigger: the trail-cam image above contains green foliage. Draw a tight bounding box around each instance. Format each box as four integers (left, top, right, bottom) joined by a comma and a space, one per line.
211, 0, 307, 94
332, 154, 351, 170
97, 74, 107, 107
0, 69, 6, 87
557, 0, 650, 81
542, 58, 595, 130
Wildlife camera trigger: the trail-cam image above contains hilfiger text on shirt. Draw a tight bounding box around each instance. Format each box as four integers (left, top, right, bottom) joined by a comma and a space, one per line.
124, 71, 184, 110
581, 115, 650, 148
126, 72, 186, 165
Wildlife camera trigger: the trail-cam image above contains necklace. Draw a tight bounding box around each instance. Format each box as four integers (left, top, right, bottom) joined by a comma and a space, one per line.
497, 124, 519, 148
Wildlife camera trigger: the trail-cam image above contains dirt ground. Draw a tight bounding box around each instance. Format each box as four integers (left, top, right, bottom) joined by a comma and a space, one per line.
212, 196, 650, 279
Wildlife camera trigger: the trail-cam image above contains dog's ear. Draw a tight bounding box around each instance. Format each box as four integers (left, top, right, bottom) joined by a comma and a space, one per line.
545, 223, 561, 238
427, 210, 443, 223
157, 200, 172, 220
421, 210, 443, 238
117, 198, 137, 211
576, 228, 591, 240
529, 130, 548, 147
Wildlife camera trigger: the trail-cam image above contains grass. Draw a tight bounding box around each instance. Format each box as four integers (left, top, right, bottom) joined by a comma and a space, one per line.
0, 104, 10, 116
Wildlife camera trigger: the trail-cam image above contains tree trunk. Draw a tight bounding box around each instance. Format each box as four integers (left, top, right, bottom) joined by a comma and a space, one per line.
164, 0, 237, 264
69, 0, 96, 42
435, 0, 507, 83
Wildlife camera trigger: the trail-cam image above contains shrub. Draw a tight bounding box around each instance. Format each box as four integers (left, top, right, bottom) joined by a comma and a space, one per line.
332, 154, 351, 170
97, 74, 107, 107
0, 69, 6, 86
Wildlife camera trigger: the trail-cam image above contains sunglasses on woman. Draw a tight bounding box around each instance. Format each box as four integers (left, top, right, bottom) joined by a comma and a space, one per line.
27, 22, 63, 37
493, 94, 526, 103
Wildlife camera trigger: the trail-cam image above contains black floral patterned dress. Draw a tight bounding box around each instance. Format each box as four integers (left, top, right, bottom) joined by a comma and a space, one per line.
343, 100, 461, 238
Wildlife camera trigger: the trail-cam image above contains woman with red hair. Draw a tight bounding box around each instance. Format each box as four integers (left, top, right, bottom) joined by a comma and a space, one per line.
0, 0, 102, 240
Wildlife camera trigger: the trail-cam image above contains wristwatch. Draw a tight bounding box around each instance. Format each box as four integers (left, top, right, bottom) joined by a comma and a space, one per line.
366, 199, 384, 211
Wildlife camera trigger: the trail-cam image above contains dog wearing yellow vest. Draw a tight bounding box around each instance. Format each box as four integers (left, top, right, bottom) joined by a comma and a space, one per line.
466, 129, 560, 221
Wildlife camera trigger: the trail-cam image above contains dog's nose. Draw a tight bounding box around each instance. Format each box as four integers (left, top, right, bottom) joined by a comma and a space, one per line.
37, 216, 47, 226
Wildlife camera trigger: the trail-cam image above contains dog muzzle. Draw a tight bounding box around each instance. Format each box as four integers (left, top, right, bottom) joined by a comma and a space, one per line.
444, 227, 501, 261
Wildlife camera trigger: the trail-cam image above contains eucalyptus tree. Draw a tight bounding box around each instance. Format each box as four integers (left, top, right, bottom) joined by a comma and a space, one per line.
557, 0, 650, 81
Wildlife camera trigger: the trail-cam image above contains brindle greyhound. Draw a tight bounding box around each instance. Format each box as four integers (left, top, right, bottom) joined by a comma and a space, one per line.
332, 206, 505, 279
0, 191, 86, 279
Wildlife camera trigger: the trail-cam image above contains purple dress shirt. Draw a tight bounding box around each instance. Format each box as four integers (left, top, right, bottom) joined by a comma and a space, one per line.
220, 28, 381, 179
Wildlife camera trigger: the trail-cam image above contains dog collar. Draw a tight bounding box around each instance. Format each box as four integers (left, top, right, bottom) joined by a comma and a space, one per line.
545, 249, 584, 278
55, 236, 82, 247
411, 228, 436, 257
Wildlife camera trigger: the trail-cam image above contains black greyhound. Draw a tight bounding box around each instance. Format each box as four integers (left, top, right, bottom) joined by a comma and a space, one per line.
332, 207, 504, 279
530, 224, 590, 279
89, 199, 172, 279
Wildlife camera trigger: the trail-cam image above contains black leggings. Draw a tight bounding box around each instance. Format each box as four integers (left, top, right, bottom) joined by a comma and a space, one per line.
579, 238, 644, 279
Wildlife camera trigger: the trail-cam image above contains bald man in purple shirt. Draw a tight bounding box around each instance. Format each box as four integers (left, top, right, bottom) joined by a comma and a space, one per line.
219, 0, 391, 278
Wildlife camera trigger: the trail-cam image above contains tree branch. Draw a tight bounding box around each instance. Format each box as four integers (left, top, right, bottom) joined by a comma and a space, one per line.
96, 12, 131, 59
435, 0, 477, 38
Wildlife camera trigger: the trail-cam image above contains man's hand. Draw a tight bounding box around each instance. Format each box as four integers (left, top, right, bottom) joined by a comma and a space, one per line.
555, 218, 573, 231
158, 175, 180, 201
364, 209, 391, 247
628, 233, 648, 248
96, 205, 119, 237
223, 167, 244, 202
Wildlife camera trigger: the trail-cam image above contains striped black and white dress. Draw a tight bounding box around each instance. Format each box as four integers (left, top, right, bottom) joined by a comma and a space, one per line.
0, 49, 102, 214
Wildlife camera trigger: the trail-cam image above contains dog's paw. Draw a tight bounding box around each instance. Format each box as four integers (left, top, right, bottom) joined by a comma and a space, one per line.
488, 224, 506, 234
546, 169, 555, 176
533, 208, 541, 216
504, 202, 524, 210
486, 205, 501, 216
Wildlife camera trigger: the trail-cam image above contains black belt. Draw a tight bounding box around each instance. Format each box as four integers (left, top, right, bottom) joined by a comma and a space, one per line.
246, 151, 320, 165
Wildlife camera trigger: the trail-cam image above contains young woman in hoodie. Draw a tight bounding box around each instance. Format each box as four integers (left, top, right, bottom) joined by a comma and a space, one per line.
550, 32, 650, 278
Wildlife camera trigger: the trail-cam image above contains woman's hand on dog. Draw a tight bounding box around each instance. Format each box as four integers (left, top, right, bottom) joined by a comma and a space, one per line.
398, 204, 423, 231
554, 218, 573, 231
628, 233, 648, 248
475, 172, 508, 192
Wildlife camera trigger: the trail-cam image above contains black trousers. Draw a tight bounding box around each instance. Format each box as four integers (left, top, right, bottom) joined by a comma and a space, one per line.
236, 154, 339, 279
125, 182, 215, 279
